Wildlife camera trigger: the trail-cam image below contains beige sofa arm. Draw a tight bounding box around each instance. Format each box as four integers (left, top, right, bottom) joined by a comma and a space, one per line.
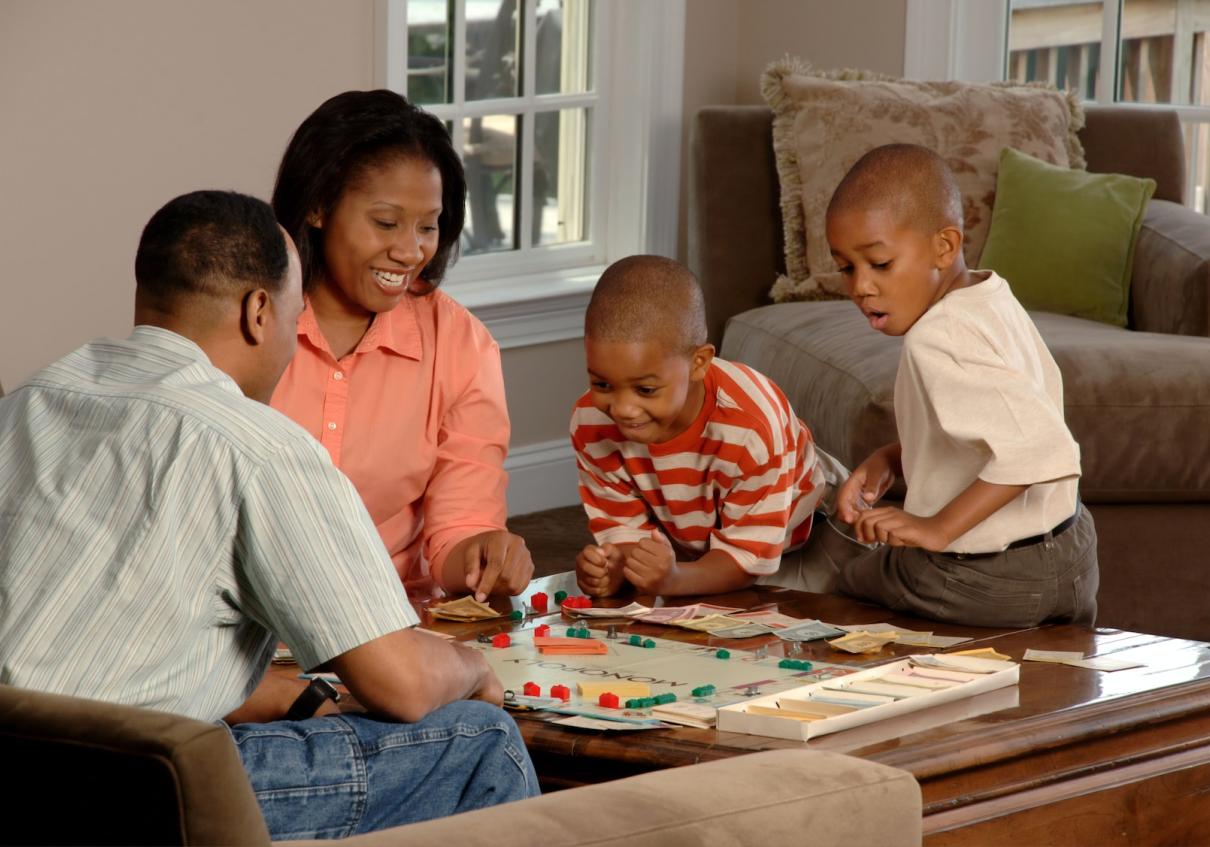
324, 748, 922, 847
1131, 199, 1210, 337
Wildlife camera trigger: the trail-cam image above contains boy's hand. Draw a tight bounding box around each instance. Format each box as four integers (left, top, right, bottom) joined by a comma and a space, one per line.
452, 530, 534, 601
853, 507, 949, 551
576, 543, 626, 597
623, 530, 677, 594
837, 450, 898, 523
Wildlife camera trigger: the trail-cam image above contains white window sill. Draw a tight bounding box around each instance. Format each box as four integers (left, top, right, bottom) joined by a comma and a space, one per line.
444, 266, 602, 349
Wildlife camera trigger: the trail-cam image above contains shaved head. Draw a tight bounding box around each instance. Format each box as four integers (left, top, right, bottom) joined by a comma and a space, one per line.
585, 256, 708, 354
827, 144, 963, 236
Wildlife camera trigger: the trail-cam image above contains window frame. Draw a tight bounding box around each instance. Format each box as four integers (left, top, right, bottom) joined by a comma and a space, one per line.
906, 0, 1210, 208
372, 0, 686, 348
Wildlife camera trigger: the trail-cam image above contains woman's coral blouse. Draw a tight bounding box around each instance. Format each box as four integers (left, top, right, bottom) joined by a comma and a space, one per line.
271, 290, 510, 595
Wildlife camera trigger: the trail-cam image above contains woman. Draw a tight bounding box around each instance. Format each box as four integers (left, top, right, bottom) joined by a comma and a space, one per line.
271, 89, 533, 600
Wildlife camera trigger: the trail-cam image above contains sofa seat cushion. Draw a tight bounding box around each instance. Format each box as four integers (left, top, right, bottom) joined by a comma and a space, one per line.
721, 301, 1210, 502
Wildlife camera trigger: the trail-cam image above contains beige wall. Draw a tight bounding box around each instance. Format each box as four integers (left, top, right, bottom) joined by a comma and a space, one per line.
0, 0, 376, 392
678, 0, 908, 260
500, 337, 586, 444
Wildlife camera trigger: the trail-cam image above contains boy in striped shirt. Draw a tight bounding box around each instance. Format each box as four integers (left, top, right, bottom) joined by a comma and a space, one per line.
571, 255, 843, 597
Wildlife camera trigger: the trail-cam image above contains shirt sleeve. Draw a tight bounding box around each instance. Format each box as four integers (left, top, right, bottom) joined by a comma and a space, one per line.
234, 436, 418, 672
422, 323, 510, 578
906, 319, 1081, 487
707, 430, 799, 576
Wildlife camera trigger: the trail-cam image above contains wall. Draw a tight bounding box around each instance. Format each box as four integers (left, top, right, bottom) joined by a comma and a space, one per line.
0, 0, 376, 390
678, 0, 909, 260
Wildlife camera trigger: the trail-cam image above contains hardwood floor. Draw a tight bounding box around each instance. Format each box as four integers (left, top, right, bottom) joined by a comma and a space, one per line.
506, 505, 593, 578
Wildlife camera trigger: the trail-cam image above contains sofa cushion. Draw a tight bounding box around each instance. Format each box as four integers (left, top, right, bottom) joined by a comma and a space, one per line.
981, 147, 1156, 327
721, 301, 1210, 502
761, 57, 1084, 304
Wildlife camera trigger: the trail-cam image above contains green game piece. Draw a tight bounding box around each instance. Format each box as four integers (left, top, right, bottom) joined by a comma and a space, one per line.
691, 684, 715, 698
566, 627, 577, 637
642, 638, 656, 648
639, 697, 656, 708
554, 590, 568, 604
629, 635, 643, 646
576, 628, 590, 639
655, 693, 677, 704
715, 649, 730, 659
509, 610, 524, 621
625, 698, 642, 709
778, 658, 812, 671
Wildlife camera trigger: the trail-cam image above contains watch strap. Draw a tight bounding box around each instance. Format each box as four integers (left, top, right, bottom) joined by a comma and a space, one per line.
285, 678, 340, 721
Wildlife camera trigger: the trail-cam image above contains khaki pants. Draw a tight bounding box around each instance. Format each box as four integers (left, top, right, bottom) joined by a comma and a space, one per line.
835, 506, 1099, 629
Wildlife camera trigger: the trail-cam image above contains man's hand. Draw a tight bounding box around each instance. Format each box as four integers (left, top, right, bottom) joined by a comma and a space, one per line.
576, 543, 626, 596
623, 530, 677, 594
448, 530, 534, 601
853, 507, 949, 550
836, 445, 899, 524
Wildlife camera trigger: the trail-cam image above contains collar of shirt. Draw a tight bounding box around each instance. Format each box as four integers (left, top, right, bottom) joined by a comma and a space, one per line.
296, 297, 423, 363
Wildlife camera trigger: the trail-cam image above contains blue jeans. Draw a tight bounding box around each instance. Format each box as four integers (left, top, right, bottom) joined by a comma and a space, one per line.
227, 700, 539, 840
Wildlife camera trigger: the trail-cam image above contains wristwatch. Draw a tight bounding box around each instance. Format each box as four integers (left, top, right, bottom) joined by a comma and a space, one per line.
285, 678, 341, 721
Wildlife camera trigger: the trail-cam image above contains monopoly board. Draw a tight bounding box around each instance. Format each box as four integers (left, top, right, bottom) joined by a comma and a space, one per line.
466, 625, 859, 725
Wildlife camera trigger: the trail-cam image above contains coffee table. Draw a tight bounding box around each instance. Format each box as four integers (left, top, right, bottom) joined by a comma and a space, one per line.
420, 572, 1210, 846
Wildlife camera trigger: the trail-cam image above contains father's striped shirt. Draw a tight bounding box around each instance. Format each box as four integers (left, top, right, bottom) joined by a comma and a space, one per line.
0, 326, 416, 721
571, 358, 829, 575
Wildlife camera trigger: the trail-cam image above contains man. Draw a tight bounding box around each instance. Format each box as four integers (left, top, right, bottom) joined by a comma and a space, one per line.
0, 191, 537, 840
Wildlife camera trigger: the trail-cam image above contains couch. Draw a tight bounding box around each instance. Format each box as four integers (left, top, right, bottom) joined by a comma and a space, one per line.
0, 684, 923, 846
689, 104, 1210, 642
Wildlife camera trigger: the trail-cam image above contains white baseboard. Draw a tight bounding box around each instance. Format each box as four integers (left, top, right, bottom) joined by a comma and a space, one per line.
504, 438, 581, 517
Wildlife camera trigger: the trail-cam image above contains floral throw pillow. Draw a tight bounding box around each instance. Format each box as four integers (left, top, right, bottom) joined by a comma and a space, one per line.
762, 58, 1085, 303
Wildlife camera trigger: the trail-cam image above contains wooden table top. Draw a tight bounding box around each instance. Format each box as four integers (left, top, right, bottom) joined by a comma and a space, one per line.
417, 573, 1210, 845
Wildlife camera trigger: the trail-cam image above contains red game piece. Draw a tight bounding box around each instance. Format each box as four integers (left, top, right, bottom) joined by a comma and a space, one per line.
598, 692, 620, 708
550, 684, 571, 701
534, 624, 551, 638
563, 595, 594, 610
530, 591, 548, 613
490, 633, 510, 648
522, 681, 541, 697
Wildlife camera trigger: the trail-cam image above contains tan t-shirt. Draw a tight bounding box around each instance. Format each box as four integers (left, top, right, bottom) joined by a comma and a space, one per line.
895, 272, 1080, 553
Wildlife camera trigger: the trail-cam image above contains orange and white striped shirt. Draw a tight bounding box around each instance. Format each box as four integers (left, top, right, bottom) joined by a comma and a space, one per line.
570, 359, 827, 576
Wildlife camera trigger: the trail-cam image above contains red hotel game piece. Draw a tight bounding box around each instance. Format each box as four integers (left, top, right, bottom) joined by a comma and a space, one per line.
534, 624, 551, 638
598, 692, 620, 708
522, 681, 541, 697
490, 633, 510, 648
551, 684, 571, 701
530, 592, 548, 613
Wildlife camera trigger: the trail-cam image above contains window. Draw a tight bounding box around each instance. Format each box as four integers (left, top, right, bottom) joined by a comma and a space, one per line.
374, 0, 685, 347
1006, 0, 1210, 211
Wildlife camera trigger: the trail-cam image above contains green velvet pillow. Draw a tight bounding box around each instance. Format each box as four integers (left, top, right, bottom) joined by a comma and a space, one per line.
979, 146, 1156, 327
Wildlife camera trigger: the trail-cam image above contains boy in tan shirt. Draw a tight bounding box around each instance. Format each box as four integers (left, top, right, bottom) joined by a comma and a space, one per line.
827, 143, 1098, 628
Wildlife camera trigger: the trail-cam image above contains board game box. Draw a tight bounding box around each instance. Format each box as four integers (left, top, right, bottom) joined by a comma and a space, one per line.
716, 653, 1019, 740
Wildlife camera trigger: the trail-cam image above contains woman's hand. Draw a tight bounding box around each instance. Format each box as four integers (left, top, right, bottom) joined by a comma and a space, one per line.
447, 530, 534, 601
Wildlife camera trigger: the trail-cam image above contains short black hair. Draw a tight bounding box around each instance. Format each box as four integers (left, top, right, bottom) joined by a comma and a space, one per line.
134, 190, 288, 307
827, 143, 963, 235
272, 89, 466, 292
585, 256, 708, 354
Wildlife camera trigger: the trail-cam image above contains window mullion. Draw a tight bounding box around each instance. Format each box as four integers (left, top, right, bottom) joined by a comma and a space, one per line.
453, 0, 467, 109
516, 2, 538, 253
1098, 0, 1121, 103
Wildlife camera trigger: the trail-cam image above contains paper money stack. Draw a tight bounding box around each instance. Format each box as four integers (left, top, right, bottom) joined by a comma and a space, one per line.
428, 596, 503, 621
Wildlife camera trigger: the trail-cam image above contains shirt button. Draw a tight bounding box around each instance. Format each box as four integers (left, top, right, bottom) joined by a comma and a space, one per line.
333, 371, 344, 381
327, 421, 337, 431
